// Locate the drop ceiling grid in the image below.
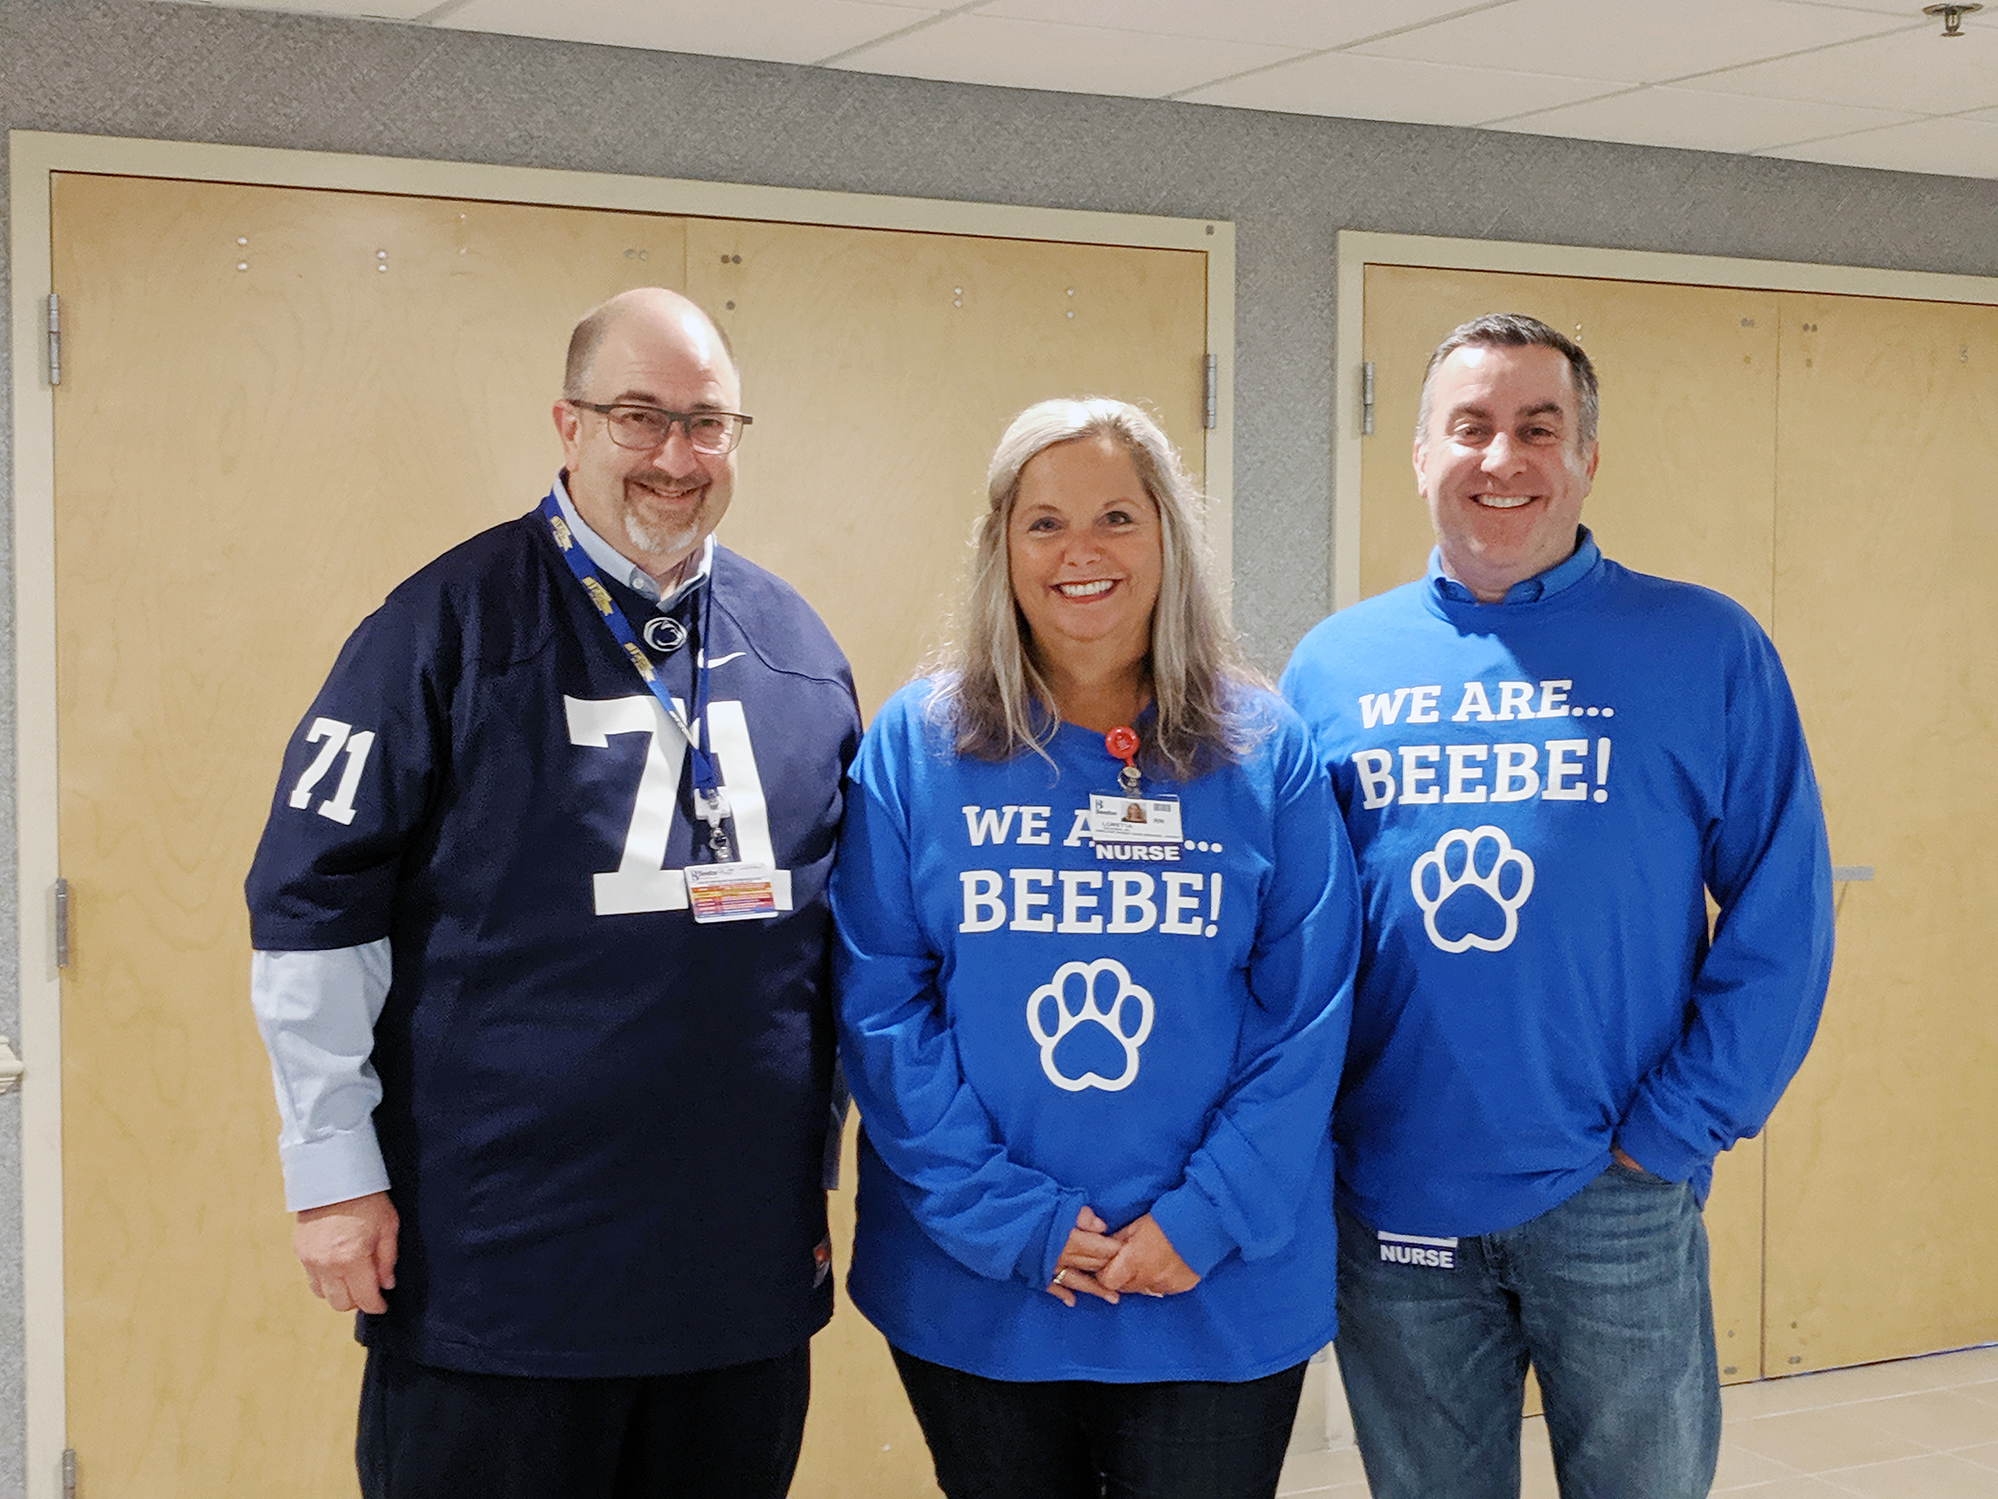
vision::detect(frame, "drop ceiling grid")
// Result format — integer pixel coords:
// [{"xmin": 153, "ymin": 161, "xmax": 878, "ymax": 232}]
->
[
  {"xmin": 1770, "ymin": 113, "xmax": 1998, "ymax": 174},
  {"xmin": 442, "ymin": 0, "xmax": 945, "ymax": 65},
  {"xmin": 1690, "ymin": 21, "xmax": 1998, "ymax": 114},
  {"xmin": 1348, "ymin": 0, "xmax": 1913, "ymax": 83},
  {"xmin": 1490, "ymin": 85, "xmax": 1925, "ymax": 155},
  {"xmin": 819, "ymin": 9, "xmax": 1309, "ymax": 96},
  {"xmin": 972, "ymin": 0, "xmax": 1488, "ymax": 51},
  {"xmin": 1181, "ymin": 51, "xmax": 1619, "ymax": 130},
  {"xmin": 141, "ymin": 0, "xmax": 1998, "ymax": 179}
]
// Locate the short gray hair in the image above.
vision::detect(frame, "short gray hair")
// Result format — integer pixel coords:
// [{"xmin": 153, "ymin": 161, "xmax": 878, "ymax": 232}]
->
[
  {"xmin": 1415, "ymin": 313, "xmax": 1599, "ymax": 449},
  {"xmin": 928, "ymin": 398, "xmax": 1264, "ymax": 780}
]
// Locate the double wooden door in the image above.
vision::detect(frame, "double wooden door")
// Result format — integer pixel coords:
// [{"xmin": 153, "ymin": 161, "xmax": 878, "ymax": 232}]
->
[
  {"xmin": 47, "ymin": 171, "xmax": 1208, "ymax": 1497},
  {"xmin": 1361, "ymin": 264, "xmax": 1998, "ymax": 1380}
]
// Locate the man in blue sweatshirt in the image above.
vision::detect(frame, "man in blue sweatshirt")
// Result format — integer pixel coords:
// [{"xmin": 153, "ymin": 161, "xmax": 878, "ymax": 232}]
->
[{"xmin": 1280, "ymin": 313, "xmax": 1833, "ymax": 1498}]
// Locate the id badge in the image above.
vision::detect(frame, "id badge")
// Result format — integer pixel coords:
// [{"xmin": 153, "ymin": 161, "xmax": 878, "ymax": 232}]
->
[
  {"xmin": 1085, "ymin": 793, "xmax": 1184, "ymax": 844},
  {"xmin": 684, "ymin": 860, "xmax": 781, "ymax": 922}
]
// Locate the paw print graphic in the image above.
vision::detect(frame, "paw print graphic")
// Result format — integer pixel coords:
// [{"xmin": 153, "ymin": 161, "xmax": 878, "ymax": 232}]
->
[
  {"xmin": 1026, "ymin": 958, "xmax": 1156, "ymax": 1093},
  {"xmin": 1410, "ymin": 825, "xmax": 1535, "ymax": 953}
]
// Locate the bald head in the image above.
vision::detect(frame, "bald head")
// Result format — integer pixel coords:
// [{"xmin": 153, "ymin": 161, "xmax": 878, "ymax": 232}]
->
[{"xmin": 563, "ymin": 288, "xmax": 736, "ymax": 403}]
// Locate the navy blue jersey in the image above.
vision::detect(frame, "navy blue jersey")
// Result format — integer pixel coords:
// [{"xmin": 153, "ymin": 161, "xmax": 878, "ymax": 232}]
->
[{"xmin": 247, "ymin": 504, "xmax": 860, "ymax": 1377}]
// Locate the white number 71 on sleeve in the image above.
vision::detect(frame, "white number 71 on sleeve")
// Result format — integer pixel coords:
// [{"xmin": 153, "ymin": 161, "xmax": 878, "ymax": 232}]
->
[{"xmin": 287, "ymin": 716, "xmax": 376, "ymax": 826}]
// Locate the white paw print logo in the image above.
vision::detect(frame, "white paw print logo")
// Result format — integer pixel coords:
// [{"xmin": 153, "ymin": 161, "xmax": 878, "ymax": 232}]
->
[
  {"xmin": 1410, "ymin": 825, "xmax": 1536, "ymax": 953},
  {"xmin": 1026, "ymin": 958, "xmax": 1155, "ymax": 1093}
]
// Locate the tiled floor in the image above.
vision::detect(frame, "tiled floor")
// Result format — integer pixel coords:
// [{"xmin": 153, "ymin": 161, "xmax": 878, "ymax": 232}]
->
[{"xmin": 1278, "ymin": 1344, "xmax": 1998, "ymax": 1496}]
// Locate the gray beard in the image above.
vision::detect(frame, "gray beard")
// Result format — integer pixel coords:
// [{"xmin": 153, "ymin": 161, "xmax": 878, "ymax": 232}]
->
[{"xmin": 622, "ymin": 506, "xmax": 700, "ymax": 567}]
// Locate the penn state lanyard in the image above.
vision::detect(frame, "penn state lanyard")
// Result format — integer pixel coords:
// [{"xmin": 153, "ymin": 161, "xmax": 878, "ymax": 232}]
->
[{"xmin": 539, "ymin": 491, "xmax": 733, "ymax": 859}]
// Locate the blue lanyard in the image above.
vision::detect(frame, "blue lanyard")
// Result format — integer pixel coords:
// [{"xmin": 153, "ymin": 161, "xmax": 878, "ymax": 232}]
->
[{"xmin": 539, "ymin": 490, "xmax": 724, "ymax": 813}]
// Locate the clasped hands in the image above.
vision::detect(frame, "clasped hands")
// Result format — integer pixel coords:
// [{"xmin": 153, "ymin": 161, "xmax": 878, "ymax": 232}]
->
[{"xmin": 1046, "ymin": 1206, "xmax": 1199, "ymax": 1307}]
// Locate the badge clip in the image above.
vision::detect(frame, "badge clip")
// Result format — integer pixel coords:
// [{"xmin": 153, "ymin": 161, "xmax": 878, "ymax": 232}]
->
[
  {"xmin": 1105, "ymin": 724, "xmax": 1143, "ymax": 796},
  {"xmin": 696, "ymin": 786, "xmax": 733, "ymax": 859}
]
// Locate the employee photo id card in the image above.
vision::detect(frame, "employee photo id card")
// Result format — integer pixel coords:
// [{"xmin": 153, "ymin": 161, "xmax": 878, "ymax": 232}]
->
[
  {"xmin": 1085, "ymin": 793, "xmax": 1184, "ymax": 844},
  {"xmin": 684, "ymin": 861, "xmax": 781, "ymax": 923}
]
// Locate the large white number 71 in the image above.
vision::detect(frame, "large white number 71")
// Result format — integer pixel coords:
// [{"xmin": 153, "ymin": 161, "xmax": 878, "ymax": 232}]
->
[
  {"xmin": 564, "ymin": 694, "xmax": 791, "ymax": 917},
  {"xmin": 288, "ymin": 716, "xmax": 375, "ymax": 826}
]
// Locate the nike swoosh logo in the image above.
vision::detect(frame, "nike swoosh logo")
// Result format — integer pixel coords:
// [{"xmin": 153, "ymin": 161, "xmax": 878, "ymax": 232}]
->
[{"xmin": 701, "ymin": 652, "xmax": 745, "ymax": 667}]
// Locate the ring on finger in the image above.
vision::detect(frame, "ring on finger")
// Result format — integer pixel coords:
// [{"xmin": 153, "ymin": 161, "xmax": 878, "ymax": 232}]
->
[{"xmin": 1054, "ymin": 1269, "xmax": 1068, "ymax": 1288}]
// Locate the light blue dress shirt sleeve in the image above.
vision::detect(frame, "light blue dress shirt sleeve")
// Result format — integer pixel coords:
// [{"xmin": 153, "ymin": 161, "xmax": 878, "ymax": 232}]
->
[{"xmin": 250, "ymin": 942, "xmax": 393, "ymax": 1212}]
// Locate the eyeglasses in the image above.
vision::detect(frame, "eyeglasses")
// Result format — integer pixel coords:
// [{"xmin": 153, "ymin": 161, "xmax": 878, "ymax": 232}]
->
[{"xmin": 569, "ymin": 401, "xmax": 753, "ymax": 455}]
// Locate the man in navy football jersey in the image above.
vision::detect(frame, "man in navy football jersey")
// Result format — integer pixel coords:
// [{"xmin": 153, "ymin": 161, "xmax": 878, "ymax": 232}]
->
[{"xmin": 248, "ymin": 288, "xmax": 861, "ymax": 1498}]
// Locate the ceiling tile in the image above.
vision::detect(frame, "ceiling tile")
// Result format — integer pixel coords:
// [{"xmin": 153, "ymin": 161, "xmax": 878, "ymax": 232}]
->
[
  {"xmin": 151, "ymin": 0, "xmax": 444, "ymax": 17},
  {"xmin": 1355, "ymin": 0, "xmax": 1904, "ymax": 84},
  {"xmin": 1491, "ymin": 84, "xmax": 1921, "ymax": 152},
  {"xmin": 831, "ymin": 12, "xmax": 1305, "ymax": 98},
  {"xmin": 441, "ymin": 0, "xmax": 941, "ymax": 66},
  {"xmin": 1777, "ymin": 0, "xmax": 1964, "ymax": 13},
  {"xmin": 1182, "ymin": 51, "xmax": 1619, "ymax": 129},
  {"xmin": 1766, "ymin": 114, "xmax": 1998, "ymax": 176},
  {"xmin": 1696, "ymin": 17, "xmax": 1998, "ymax": 113},
  {"xmin": 973, "ymin": 0, "xmax": 1494, "ymax": 52}
]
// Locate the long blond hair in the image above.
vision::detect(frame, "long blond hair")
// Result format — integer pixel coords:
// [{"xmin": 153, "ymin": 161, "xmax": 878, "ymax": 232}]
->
[{"xmin": 928, "ymin": 398, "xmax": 1265, "ymax": 780}]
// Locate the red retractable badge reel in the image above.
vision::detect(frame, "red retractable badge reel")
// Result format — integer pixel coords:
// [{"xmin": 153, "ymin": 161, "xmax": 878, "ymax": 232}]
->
[{"xmin": 1105, "ymin": 725, "xmax": 1142, "ymax": 795}]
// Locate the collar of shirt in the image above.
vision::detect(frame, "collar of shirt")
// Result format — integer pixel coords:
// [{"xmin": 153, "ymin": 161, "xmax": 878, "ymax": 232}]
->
[
  {"xmin": 551, "ymin": 472, "xmax": 714, "ymax": 609},
  {"xmin": 1427, "ymin": 526, "xmax": 1600, "ymax": 606}
]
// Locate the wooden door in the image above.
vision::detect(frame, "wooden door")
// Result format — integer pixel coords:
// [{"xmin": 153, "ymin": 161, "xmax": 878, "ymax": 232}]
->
[
  {"xmin": 1764, "ymin": 291, "xmax": 1998, "ymax": 1373},
  {"xmin": 679, "ymin": 216, "xmax": 1205, "ymax": 1495},
  {"xmin": 49, "ymin": 173, "xmax": 1209, "ymax": 1497},
  {"xmin": 1359, "ymin": 265, "xmax": 1783, "ymax": 1384}
]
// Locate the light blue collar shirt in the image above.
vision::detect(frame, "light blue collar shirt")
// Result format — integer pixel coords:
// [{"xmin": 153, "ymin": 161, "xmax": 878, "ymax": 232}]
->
[{"xmin": 551, "ymin": 470, "xmax": 714, "ymax": 609}]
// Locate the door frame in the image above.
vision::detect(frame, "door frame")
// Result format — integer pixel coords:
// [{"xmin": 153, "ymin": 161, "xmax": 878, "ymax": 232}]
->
[
  {"xmin": 7, "ymin": 128, "xmax": 1236, "ymax": 1499},
  {"xmin": 1331, "ymin": 229, "xmax": 1998, "ymax": 611}
]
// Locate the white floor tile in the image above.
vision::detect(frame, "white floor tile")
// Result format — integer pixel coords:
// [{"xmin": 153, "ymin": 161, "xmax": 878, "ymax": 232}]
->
[
  {"xmin": 1281, "ymin": 1346, "xmax": 1998, "ymax": 1497},
  {"xmin": 1820, "ymin": 1451, "xmax": 1998, "ymax": 1498}
]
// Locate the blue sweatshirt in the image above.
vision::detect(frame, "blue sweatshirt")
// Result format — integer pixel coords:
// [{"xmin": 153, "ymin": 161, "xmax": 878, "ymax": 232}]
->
[
  {"xmin": 831, "ymin": 683, "xmax": 1359, "ymax": 1382},
  {"xmin": 1280, "ymin": 537, "xmax": 1833, "ymax": 1239}
]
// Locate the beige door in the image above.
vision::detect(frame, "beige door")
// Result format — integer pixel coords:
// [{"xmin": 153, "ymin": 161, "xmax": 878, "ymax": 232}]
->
[
  {"xmin": 1360, "ymin": 264, "xmax": 1998, "ymax": 1383},
  {"xmin": 49, "ymin": 172, "xmax": 1208, "ymax": 1497},
  {"xmin": 1764, "ymin": 291, "xmax": 1998, "ymax": 1373},
  {"xmin": 1361, "ymin": 265, "xmax": 1783, "ymax": 1384}
]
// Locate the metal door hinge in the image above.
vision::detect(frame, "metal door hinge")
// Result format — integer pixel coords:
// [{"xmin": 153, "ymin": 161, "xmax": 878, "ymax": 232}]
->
[
  {"xmin": 1201, "ymin": 353, "xmax": 1218, "ymax": 430},
  {"xmin": 62, "ymin": 1447, "xmax": 76, "ymax": 1499},
  {"xmin": 47, "ymin": 295, "xmax": 62, "ymax": 388},
  {"xmin": 1361, "ymin": 361, "xmax": 1376, "ymax": 436},
  {"xmin": 54, "ymin": 878, "xmax": 71, "ymax": 969}
]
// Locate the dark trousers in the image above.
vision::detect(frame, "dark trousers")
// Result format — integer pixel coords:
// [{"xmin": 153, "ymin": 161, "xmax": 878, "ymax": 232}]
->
[
  {"xmin": 891, "ymin": 1346, "xmax": 1307, "ymax": 1499},
  {"xmin": 356, "ymin": 1342, "xmax": 810, "ymax": 1499}
]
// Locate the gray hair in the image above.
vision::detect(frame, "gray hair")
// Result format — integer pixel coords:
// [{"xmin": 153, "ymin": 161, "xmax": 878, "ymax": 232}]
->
[
  {"xmin": 927, "ymin": 397, "xmax": 1265, "ymax": 780},
  {"xmin": 1415, "ymin": 312, "xmax": 1599, "ymax": 450}
]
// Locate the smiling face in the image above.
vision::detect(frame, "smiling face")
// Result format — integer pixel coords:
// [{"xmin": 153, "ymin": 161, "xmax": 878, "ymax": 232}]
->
[
  {"xmin": 1007, "ymin": 434, "xmax": 1163, "ymax": 681},
  {"xmin": 1415, "ymin": 342, "xmax": 1599, "ymax": 602},
  {"xmin": 552, "ymin": 290, "xmax": 740, "ymax": 579}
]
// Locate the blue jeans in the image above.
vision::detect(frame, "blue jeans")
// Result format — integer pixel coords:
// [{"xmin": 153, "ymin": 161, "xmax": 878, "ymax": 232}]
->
[
  {"xmin": 891, "ymin": 1347, "xmax": 1307, "ymax": 1499},
  {"xmin": 1334, "ymin": 1163, "xmax": 1720, "ymax": 1499}
]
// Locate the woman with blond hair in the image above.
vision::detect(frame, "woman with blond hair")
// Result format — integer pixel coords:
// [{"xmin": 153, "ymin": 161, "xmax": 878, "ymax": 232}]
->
[{"xmin": 831, "ymin": 398, "xmax": 1360, "ymax": 1498}]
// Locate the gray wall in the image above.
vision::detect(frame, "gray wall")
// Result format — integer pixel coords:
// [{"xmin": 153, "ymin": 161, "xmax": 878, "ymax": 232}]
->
[{"xmin": 1, "ymin": 0, "xmax": 1994, "ymax": 1491}]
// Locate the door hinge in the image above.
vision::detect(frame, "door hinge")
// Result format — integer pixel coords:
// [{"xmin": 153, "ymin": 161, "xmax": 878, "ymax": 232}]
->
[
  {"xmin": 47, "ymin": 295, "xmax": 62, "ymax": 388},
  {"xmin": 54, "ymin": 879, "xmax": 71, "ymax": 969},
  {"xmin": 1361, "ymin": 361, "xmax": 1376, "ymax": 436},
  {"xmin": 61, "ymin": 1447, "xmax": 77, "ymax": 1499},
  {"xmin": 1201, "ymin": 353, "xmax": 1218, "ymax": 430}
]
